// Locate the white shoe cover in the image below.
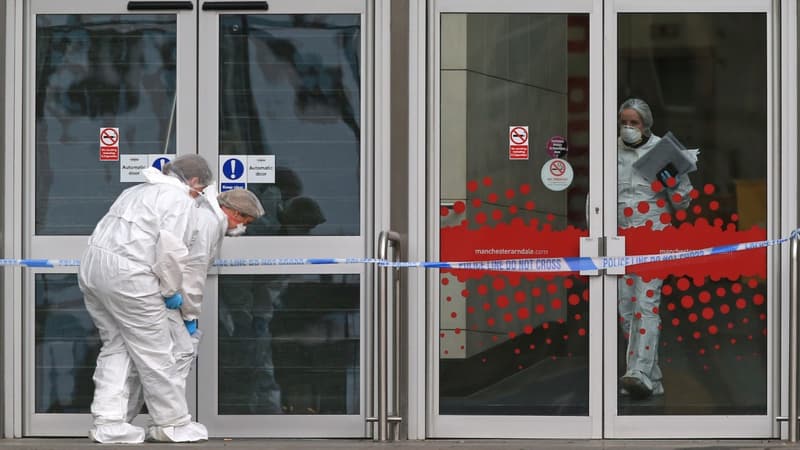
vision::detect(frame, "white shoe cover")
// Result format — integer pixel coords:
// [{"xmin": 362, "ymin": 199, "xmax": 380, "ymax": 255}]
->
[
  {"xmin": 146, "ymin": 421, "xmax": 208, "ymax": 442},
  {"xmin": 89, "ymin": 422, "xmax": 145, "ymax": 444}
]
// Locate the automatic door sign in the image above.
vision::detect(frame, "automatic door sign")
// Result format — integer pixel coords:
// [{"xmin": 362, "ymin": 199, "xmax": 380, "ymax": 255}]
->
[
  {"xmin": 508, "ymin": 125, "xmax": 529, "ymax": 160},
  {"xmin": 120, "ymin": 155, "xmax": 148, "ymax": 182},
  {"xmin": 540, "ymin": 158, "xmax": 573, "ymax": 191},
  {"xmin": 99, "ymin": 127, "xmax": 120, "ymax": 161},
  {"xmin": 247, "ymin": 155, "xmax": 275, "ymax": 183},
  {"xmin": 120, "ymin": 154, "xmax": 175, "ymax": 182},
  {"xmin": 546, "ymin": 135, "xmax": 568, "ymax": 158},
  {"xmin": 219, "ymin": 156, "xmax": 247, "ymax": 191}
]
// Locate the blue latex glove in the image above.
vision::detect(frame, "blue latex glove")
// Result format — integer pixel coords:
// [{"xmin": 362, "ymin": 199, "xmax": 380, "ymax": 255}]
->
[
  {"xmin": 164, "ymin": 292, "xmax": 183, "ymax": 310},
  {"xmin": 656, "ymin": 163, "xmax": 678, "ymax": 188},
  {"xmin": 184, "ymin": 319, "xmax": 198, "ymax": 336}
]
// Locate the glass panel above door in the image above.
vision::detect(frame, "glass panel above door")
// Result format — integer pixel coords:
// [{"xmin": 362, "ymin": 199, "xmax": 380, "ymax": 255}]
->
[
  {"xmin": 35, "ymin": 14, "xmax": 178, "ymax": 235},
  {"xmin": 218, "ymin": 14, "xmax": 361, "ymax": 237}
]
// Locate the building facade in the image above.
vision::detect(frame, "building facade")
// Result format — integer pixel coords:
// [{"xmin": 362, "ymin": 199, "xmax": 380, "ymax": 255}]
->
[{"xmin": 2, "ymin": 0, "xmax": 799, "ymax": 441}]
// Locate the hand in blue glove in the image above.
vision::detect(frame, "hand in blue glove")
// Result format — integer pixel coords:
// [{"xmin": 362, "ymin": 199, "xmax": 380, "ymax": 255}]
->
[
  {"xmin": 184, "ymin": 319, "xmax": 198, "ymax": 336},
  {"xmin": 164, "ymin": 292, "xmax": 183, "ymax": 310},
  {"xmin": 656, "ymin": 163, "xmax": 678, "ymax": 188}
]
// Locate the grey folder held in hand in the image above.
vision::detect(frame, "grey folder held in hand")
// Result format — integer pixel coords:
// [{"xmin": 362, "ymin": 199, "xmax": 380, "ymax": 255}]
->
[{"xmin": 632, "ymin": 131, "xmax": 698, "ymax": 182}]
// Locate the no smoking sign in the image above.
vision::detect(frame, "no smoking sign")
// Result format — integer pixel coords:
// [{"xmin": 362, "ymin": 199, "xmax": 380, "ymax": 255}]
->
[
  {"xmin": 508, "ymin": 125, "xmax": 529, "ymax": 160},
  {"xmin": 540, "ymin": 158, "xmax": 573, "ymax": 191},
  {"xmin": 549, "ymin": 159, "xmax": 567, "ymax": 176},
  {"xmin": 100, "ymin": 128, "xmax": 119, "ymax": 146},
  {"xmin": 99, "ymin": 127, "xmax": 120, "ymax": 161}
]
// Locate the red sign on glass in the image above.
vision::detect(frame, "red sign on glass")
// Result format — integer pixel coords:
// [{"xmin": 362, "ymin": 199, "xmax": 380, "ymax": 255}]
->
[
  {"xmin": 509, "ymin": 126, "xmax": 529, "ymax": 160},
  {"xmin": 100, "ymin": 146, "xmax": 119, "ymax": 161},
  {"xmin": 99, "ymin": 127, "xmax": 120, "ymax": 161}
]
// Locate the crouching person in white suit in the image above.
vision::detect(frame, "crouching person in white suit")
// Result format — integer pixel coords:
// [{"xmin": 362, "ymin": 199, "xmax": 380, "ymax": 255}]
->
[{"xmin": 126, "ymin": 187, "xmax": 265, "ymax": 442}]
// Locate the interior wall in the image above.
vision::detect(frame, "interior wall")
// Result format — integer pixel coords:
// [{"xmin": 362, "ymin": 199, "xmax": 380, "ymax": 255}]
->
[{"xmin": 439, "ymin": 14, "xmax": 568, "ymax": 356}]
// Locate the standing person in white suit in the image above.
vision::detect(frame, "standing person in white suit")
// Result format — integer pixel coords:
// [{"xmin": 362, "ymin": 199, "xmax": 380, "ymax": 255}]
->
[
  {"xmin": 79, "ymin": 155, "xmax": 212, "ymax": 443},
  {"xmin": 617, "ymin": 98, "xmax": 694, "ymax": 399}
]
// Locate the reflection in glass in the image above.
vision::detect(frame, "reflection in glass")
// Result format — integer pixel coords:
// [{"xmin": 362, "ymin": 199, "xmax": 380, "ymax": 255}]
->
[
  {"xmin": 617, "ymin": 13, "xmax": 767, "ymax": 415},
  {"xmin": 218, "ymin": 15, "xmax": 361, "ymax": 236},
  {"xmin": 35, "ymin": 274, "xmax": 98, "ymax": 413},
  {"xmin": 218, "ymin": 274, "xmax": 360, "ymax": 415},
  {"xmin": 35, "ymin": 15, "xmax": 177, "ymax": 235},
  {"xmin": 438, "ymin": 13, "xmax": 591, "ymax": 415}
]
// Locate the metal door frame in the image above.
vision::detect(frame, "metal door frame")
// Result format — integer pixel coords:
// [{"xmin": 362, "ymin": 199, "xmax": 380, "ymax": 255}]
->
[
  {"xmin": 20, "ymin": 0, "xmax": 198, "ymax": 436},
  {"xmin": 195, "ymin": 0, "xmax": 375, "ymax": 438},
  {"xmin": 421, "ymin": 0, "xmax": 798, "ymax": 440},
  {"xmin": 602, "ymin": 0, "xmax": 779, "ymax": 438},
  {"xmin": 4, "ymin": 0, "xmax": 390, "ymax": 438},
  {"xmin": 425, "ymin": 0, "xmax": 605, "ymax": 439}
]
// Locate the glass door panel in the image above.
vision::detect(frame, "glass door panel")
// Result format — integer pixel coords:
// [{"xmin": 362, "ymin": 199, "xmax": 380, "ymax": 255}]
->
[
  {"xmin": 34, "ymin": 13, "xmax": 179, "ymax": 235},
  {"xmin": 217, "ymin": 274, "xmax": 360, "ymax": 416},
  {"xmin": 217, "ymin": 13, "xmax": 361, "ymax": 237},
  {"xmin": 34, "ymin": 273, "xmax": 97, "ymax": 414},
  {"xmin": 430, "ymin": 0, "xmax": 603, "ymax": 438},
  {"xmin": 606, "ymin": 2, "xmax": 775, "ymax": 438}
]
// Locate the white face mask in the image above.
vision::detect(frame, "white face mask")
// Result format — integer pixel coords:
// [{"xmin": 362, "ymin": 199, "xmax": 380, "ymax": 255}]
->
[
  {"xmin": 620, "ymin": 125, "xmax": 643, "ymax": 145},
  {"xmin": 226, "ymin": 223, "xmax": 247, "ymax": 237}
]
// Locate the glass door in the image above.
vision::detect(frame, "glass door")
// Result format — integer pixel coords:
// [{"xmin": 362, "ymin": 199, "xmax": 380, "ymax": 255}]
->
[
  {"xmin": 429, "ymin": 0, "xmax": 778, "ymax": 439},
  {"xmin": 24, "ymin": 0, "xmax": 197, "ymax": 435},
  {"xmin": 604, "ymin": 0, "xmax": 775, "ymax": 438},
  {"xmin": 23, "ymin": 0, "xmax": 371, "ymax": 438},
  {"xmin": 429, "ymin": 0, "xmax": 604, "ymax": 438},
  {"xmin": 196, "ymin": 0, "xmax": 369, "ymax": 437}
]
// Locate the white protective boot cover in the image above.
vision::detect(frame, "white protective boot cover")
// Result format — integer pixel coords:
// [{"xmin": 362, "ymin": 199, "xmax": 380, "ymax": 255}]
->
[
  {"xmin": 147, "ymin": 422, "xmax": 208, "ymax": 442},
  {"xmin": 89, "ymin": 422, "xmax": 145, "ymax": 444}
]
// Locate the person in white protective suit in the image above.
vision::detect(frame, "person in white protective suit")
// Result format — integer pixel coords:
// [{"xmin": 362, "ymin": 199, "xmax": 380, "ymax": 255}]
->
[
  {"xmin": 617, "ymin": 98, "xmax": 694, "ymax": 400},
  {"xmin": 125, "ymin": 188, "xmax": 265, "ymax": 433},
  {"xmin": 78, "ymin": 154, "xmax": 213, "ymax": 443}
]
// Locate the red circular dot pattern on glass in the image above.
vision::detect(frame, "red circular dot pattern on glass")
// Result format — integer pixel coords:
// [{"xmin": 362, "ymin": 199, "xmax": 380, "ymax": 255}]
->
[{"xmin": 496, "ymin": 295, "xmax": 509, "ymax": 309}]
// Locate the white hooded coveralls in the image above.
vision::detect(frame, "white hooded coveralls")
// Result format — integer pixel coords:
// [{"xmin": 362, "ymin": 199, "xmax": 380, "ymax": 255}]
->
[
  {"xmin": 617, "ymin": 134, "xmax": 693, "ymax": 391},
  {"xmin": 79, "ymin": 168, "xmax": 199, "ymax": 442},
  {"xmin": 126, "ymin": 185, "xmax": 227, "ymax": 431}
]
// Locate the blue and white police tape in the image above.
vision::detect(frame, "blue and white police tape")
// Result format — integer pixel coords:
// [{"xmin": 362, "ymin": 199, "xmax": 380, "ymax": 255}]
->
[
  {"xmin": 432, "ymin": 236, "xmax": 786, "ymax": 273},
  {"xmin": 213, "ymin": 257, "xmax": 383, "ymax": 267},
  {"xmin": 2, "ymin": 229, "xmax": 798, "ymax": 272},
  {"xmin": 0, "ymin": 257, "xmax": 383, "ymax": 269},
  {"xmin": 0, "ymin": 258, "xmax": 80, "ymax": 268}
]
